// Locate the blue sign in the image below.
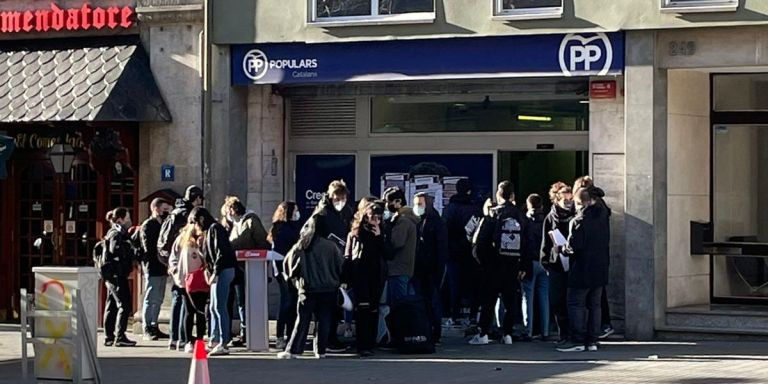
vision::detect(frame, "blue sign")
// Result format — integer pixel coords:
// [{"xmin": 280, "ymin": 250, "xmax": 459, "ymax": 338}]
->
[
  {"xmin": 295, "ymin": 154, "xmax": 356, "ymax": 220},
  {"xmin": 232, "ymin": 32, "xmax": 624, "ymax": 85},
  {"xmin": 161, "ymin": 165, "xmax": 175, "ymax": 182}
]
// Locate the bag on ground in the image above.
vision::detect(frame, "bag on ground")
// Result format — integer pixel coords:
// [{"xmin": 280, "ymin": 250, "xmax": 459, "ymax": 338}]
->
[{"xmin": 387, "ymin": 295, "xmax": 435, "ymax": 354}]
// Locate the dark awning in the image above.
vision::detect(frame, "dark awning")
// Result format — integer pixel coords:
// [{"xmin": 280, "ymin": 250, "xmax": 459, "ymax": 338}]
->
[{"xmin": 0, "ymin": 37, "xmax": 171, "ymax": 122}]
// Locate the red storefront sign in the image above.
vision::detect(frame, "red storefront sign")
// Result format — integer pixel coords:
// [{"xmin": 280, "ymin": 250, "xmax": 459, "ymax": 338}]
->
[
  {"xmin": 589, "ymin": 80, "xmax": 617, "ymax": 99},
  {"xmin": 0, "ymin": 3, "xmax": 134, "ymax": 34}
]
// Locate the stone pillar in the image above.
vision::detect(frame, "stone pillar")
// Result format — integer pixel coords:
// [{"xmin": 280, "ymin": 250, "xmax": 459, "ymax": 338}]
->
[
  {"xmin": 245, "ymin": 86, "xmax": 284, "ymax": 219},
  {"xmin": 624, "ymin": 30, "xmax": 668, "ymax": 340}
]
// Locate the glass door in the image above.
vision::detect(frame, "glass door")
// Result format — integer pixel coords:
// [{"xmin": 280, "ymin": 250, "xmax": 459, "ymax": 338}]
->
[{"xmin": 18, "ymin": 160, "xmax": 56, "ymax": 292}]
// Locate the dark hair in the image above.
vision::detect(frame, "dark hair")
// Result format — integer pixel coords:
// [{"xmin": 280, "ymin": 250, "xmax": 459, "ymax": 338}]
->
[
  {"xmin": 497, "ymin": 180, "xmax": 514, "ymax": 201},
  {"xmin": 188, "ymin": 206, "xmax": 216, "ymax": 230},
  {"xmin": 413, "ymin": 192, "xmax": 434, "ymax": 209},
  {"xmin": 526, "ymin": 193, "xmax": 543, "ymax": 210},
  {"xmin": 383, "ymin": 186, "xmax": 406, "ymax": 205},
  {"xmin": 106, "ymin": 207, "xmax": 129, "ymax": 223},
  {"xmin": 351, "ymin": 201, "xmax": 384, "ymax": 237},
  {"xmin": 456, "ymin": 178, "xmax": 473, "ymax": 195},
  {"xmin": 232, "ymin": 200, "xmax": 247, "ymax": 216},
  {"xmin": 268, "ymin": 201, "xmax": 297, "ymax": 244},
  {"xmin": 185, "ymin": 185, "xmax": 204, "ymax": 202},
  {"xmin": 150, "ymin": 198, "xmax": 169, "ymax": 211},
  {"xmin": 548, "ymin": 181, "xmax": 572, "ymax": 203}
]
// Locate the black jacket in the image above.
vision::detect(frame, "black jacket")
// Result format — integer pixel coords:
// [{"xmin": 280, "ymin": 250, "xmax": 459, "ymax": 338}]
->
[
  {"xmin": 139, "ymin": 217, "xmax": 166, "ymax": 277},
  {"xmin": 344, "ymin": 228, "xmax": 388, "ymax": 305},
  {"xmin": 523, "ymin": 210, "xmax": 546, "ymax": 275},
  {"xmin": 284, "ymin": 236, "xmax": 344, "ymax": 299},
  {"xmin": 271, "ymin": 221, "xmax": 301, "ymax": 274},
  {"xmin": 105, "ymin": 224, "xmax": 136, "ymax": 279},
  {"xmin": 313, "ymin": 196, "xmax": 354, "ymax": 248},
  {"xmin": 473, "ymin": 202, "xmax": 528, "ymax": 272},
  {"xmin": 443, "ymin": 194, "xmax": 482, "ymax": 263},
  {"xmin": 415, "ymin": 209, "xmax": 449, "ymax": 280},
  {"xmin": 565, "ymin": 202, "xmax": 611, "ymax": 288},
  {"xmin": 540, "ymin": 204, "xmax": 575, "ymax": 273},
  {"xmin": 204, "ymin": 222, "xmax": 238, "ymax": 276},
  {"xmin": 157, "ymin": 198, "xmax": 193, "ymax": 264}
]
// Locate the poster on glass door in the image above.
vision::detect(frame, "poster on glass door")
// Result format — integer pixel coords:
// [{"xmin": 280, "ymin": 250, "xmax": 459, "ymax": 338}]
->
[{"xmin": 295, "ymin": 154, "xmax": 356, "ymax": 221}]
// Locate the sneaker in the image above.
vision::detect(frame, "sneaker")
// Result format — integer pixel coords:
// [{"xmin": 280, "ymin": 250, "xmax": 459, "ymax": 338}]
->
[
  {"xmin": 556, "ymin": 341, "xmax": 586, "ymax": 352},
  {"xmin": 276, "ymin": 351, "xmax": 296, "ymax": 359},
  {"xmin": 517, "ymin": 334, "xmax": 533, "ymax": 342},
  {"xmin": 359, "ymin": 350, "xmax": 374, "ymax": 358},
  {"xmin": 184, "ymin": 343, "xmax": 194, "ymax": 353},
  {"xmin": 502, "ymin": 335, "xmax": 513, "ymax": 345},
  {"xmin": 208, "ymin": 344, "xmax": 230, "ymax": 356},
  {"xmin": 143, "ymin": 331, "xmax": 158, "ymax": 341},
  {"xmin": 315, "ymin": 353, "xmax": 326, "ymax": 359},
  {"xmin": 587, "ymin": 343, "xmax": 598, "ymax": 352},
  {"xmin": 169, "ymin": 341, "xmax": 178, "ymax": 351},
  {"xmin": 468, "ymin": 334, "xmax": 489, "ymax": 345},
  {"xmin": 556, "ymin": 338, "xmax": 569, "ymax": 346},
  {"xmin": 177, "ymin": 341, "xmax": 186, "ymax": 351},
  {"xmin": 227, "ymin": 339, "xmax": 244, "ymax": 348},
  {"xmin": 104, "ymin": 338, "xmax": 114, "ymax": 347},
  {"xmin": 276, "ymin": 338, "xmax": 287, "ymax": 350},
  {"xmin": 154, "ymin": 328, "xmax": 170, "ymax": 340},
  {"xmin": 599, "ymin": 325, "xmax": 615, "ymax": 340},
  {"xmin": 326, "ymin": 343, "xmax": 347, "ymax": 353},
  {"xmin": 115, "ymin": 337, "xmax": 137, "ymax": 347},
  {"xmin": 442, "ymin": 318, "xmax": 454, "ymax": 329}
]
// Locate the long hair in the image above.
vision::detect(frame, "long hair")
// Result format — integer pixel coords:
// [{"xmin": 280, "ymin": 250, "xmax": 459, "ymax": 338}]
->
[
  {"xmin": 296, "ymin": 216, "xmax": 317, "ymax": 250},
  {"xmin": 268, "ymin": 201, "xmax": 297, "ymax": 244},
  {"xmin": 178, "ymin": 222, "xmax": 204, "ymax": 252},
  {"xmin": 351, "ymin": 201, "xmax": 383, "ymax": 237}
]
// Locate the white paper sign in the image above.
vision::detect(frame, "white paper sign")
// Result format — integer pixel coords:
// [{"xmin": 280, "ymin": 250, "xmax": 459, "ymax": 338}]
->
[
  {"xmin": 78, "ymin": 204, "xmax": 89, "ymax": 213},
  {"xmin": 43, "ymin": 220, "xmax": 54, "ymax": 233},
  {"xmin": 33, "ymin": 202, "xmax": 42, "ymax": 212},
  {"xmin": 65, "ymin": 221, "xmax": 76, "ymax": 234}
]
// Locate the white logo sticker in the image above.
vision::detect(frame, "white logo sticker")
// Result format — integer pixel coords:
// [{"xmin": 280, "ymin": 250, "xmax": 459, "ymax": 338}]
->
[
  {"xmin": 559, "ymin": 33, "xmax": 613, "ymax": 77},
  {"xmin": 243, "ymin": 49, "xmax": 269, "ymax": 81}
]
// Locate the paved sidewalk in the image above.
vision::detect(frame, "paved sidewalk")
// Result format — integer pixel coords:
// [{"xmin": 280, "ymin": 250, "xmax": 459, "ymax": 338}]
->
[{"xmin": 1, "ymin": 326, "xmax": 767, "ymax": 383}]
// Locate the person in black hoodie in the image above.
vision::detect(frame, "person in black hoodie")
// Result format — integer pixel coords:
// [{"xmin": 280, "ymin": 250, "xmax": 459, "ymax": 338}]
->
[
  {"xmin": 469, "ymin": 181, "xmax": 528, "ymax": 345},
  {"xmin": 138, "ymin": 198, "xmax": 172, "ymax": 341},
  {"xmin": 196, "ymin": 207, "xmax": 238, "ymax": 356},
  {"xmin": 412, "ymin": 192, "xmax": 449, "ymax": 344},
  {"xmin": 443, "ymin": 179, "xmax": 482, "ymax": 326},
  {"xmin": 540, "ymin": 181, "xmax": 575, "ymax": 344},
  {"xmin": 521, "ymin": 193, "xmax": 549, "ymax": 341},
  {"xmin": 557, "ymin": 186, "xmax": 611, "ymax": 352},
  {"xmin": 102, "ymin": 207, "xmax": 138, "ymax": 347},
  {"xmin": 343, "ymin": 201, "xmax": 389, "ymax": 357},
  {"xmin": 268, "ymin": 201, "xmax": 302, "ymax": 350}
]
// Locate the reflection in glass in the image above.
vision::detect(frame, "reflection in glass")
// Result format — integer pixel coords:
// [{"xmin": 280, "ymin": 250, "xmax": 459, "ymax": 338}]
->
[
  {"xmin": 372, "ymin": 96, "xmax": 588, "ymax": 133},
  {"xmin": 713, "ymin": 125, "xmax": 768, "ymax": 301},
  {"xmin": 316, "ymin": 0, "xmax": 372, "ymax": 18},
  {"xmin": 713, "ymin": 74, "xmax": 768, "ymax": 112},
  {"xmin": 502, "ymin": 0, "xmax": 562, "ymax": 9},
  {"xmin": 379, "ymin": 0, "xmax": 433, "ymax": 14}
]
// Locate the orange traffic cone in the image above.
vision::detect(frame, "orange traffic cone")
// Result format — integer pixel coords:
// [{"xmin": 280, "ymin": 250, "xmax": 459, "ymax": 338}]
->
[{"xmin": 188, "ymin": 340, "xmax": 211, "ymax": 384}]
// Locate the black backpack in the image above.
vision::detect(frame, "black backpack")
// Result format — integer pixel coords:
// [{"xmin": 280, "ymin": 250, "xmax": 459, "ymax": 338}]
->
[
  {"xmin": 493, "ymin": 207, "xmax": 523, "ymax": 257},
  {"xmin": 93, "ymin": 239, "xmax": 116, "ymax": 279},
  {"xmin": 157, "ymin": 208, "xmax": 187, "ymax": 265},
  {"xmin": 388, "ymin": 296, "xmax": 435, "ymax": 354}
]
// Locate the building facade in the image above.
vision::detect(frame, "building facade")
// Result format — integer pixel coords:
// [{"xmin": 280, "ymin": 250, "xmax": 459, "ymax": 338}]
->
[
  {"xmin": 0, "ymin": 0, "xmax": 204, "ymax": 321},
  {"xmin": 209, "ymin": 0, "xmax": 768, "ymax": 339}
]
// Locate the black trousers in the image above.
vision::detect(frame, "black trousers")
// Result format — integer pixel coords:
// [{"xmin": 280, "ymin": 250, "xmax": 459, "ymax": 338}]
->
[
  {"xmin": 414, "ymin": 274, "xmax": 443, "ymax": 342},
  {"xmin": 478, "ymin": 258, "xmax": 521, "ymax": 337},
  {"xmin": 601, "ymin": 287, "xmax": 612, "ymax": 327},
  {"xmin": 354, "ymin": 302, "xmax": 379, "ymax": 353},
  {"xmin": 104, "ymin": 277, "xmax": 132, "ymax": 340},
  {"xmin": 548, "ymin": 270, "xmax": 570, "ymax": 339},
  {"xmin": 277, "ymin": 275, "xmax": 299, "ymax": 339},
  {"xmin": 287, "ymin": 292, "xmax": 336, "ymax": 355},
  {"xmin": 567, "ymin": 286, "xmax": 602, "ymax": 345},
  {"xmin": 184, "ymin": 291, "xmax": 209, "ymax": 342}
]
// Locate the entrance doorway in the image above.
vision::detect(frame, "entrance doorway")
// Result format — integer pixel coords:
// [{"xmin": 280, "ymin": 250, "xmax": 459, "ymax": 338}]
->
[{"xmin": 498, "ymin": 151, "xmax": 589, "ymax": 206}]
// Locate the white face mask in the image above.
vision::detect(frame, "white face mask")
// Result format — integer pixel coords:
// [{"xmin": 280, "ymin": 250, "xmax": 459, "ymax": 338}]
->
[
  {"xmin": 292, "ymin": 210, "xmax": 301, "ymax": 222},
  {"xmin": 413, "ymin": 205, "xmax": 426, "ymax": 217},
  {"xmin": 383, "ymin": 210, "xmax": 393, "ymax": 221},
  {"xmin": 333, "ymin": 201, "xmax": 346, "ymax": 212}
]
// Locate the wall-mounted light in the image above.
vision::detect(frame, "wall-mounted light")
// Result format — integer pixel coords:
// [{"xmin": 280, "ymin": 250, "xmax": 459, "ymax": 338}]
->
[
  {"xmin": 48, "ymin": 144, "xmax": 75, "ymax": 174},
  {"xmin": 517, "ymin": 115, "xmax": 552, "ymax": 122}
]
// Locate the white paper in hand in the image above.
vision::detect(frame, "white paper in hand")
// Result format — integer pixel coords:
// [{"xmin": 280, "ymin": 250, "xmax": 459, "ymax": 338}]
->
[{"xmin": 548, "ymin": 229, "xmax": 570, "ymax": 272}]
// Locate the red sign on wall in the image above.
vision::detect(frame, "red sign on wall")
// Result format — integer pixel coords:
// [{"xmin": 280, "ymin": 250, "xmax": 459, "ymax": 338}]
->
[
  {"xmin": 0, "ymin": 3, "xmax": 135, "ymax": 34},
  {"xmin": 590, "ymin": 80, "xmax": 617, "ymax": 100}
]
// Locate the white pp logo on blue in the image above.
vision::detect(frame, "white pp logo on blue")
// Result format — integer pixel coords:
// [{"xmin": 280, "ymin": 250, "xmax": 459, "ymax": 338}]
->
[
  {"xmin": 558, "ymin": 33, "xmax": 613, "ymax": 77},
  {"xmin": 243, "ymin": 49, "xmax": 269, "ymax": 81}
]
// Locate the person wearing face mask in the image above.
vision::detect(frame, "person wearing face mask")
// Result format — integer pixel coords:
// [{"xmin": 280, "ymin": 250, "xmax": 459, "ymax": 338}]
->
[
  {"xmin": 521, "ymin": 193, "xmax": 549, "ymax": 342},
  {"xmin": 267, "ymin": 201, "xmax": 302, "ymax": 350},
  {"xmin": 137, "ymin": 198, "xmax": 172, "ymax": 341},
  {"xmin": 226, "ymin": 198, "xmax": 270, "ymax": 347},
  {"xmin": 102, "ymin": 207, "xmax": 138, "ymax": 347},
  {"xmin": 382, "ymin": 186, "xmax": 419, "ymax": 304},
  {"xmin": 311, "ymin": 180, "xmax": 354, "ymax": 352},
  {"xmin": 411, "ymin": 193, "xmax": 448, "ymax": 344},
  {"xmin": 540, "ymin": 182, "xmax": 575, "ymax": 345}
]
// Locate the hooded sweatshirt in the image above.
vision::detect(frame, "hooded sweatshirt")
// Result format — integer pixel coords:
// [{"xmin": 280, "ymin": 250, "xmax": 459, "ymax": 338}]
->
[
  {"xmin": 540, "ymin": 204, "xmax": 575, "ymax": 273},
  {"xmin": 230, "ymin": 211, "xmax": 270, "ymax": 250},
  {"xmin": 387, "ymin": 206, "xmax": 420, "ymax": 277}
]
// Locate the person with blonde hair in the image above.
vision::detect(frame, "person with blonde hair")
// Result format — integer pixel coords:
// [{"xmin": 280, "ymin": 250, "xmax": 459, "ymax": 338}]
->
[{"xmin": 176, "ymin": 209, "xmax": 211, "ymax": 353}]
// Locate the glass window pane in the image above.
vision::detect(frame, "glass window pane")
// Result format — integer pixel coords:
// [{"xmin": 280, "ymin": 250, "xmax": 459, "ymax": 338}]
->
[
  {"xmin": 316, "ymin": 0, "xmax": 372, "ymax": 18},
  {"xmin": 372, "ymin": 96, "xmax": 588, "ymax": 133},
  {"xmin": 502, "ymin": 0, "xmax": 562, "ymax": 9},
  {"xmin": 714, "ymin": 74, "xmax": 768, "ymax": 112},
  {"xmin": 379, "ymin": 0, "xmax": 433, "ymax": 14}
]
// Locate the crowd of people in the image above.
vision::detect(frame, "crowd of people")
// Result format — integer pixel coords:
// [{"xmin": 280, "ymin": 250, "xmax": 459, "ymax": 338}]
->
[{"xmin": 94, "ymin": 175, "xmax": 613, "ymax": 358}]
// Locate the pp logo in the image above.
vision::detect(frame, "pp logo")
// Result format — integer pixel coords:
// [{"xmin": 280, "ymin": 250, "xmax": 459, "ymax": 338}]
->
[
  {"xmin": 243, "ymin": 49, "xmax": 269, "ymax": 81},
  {"xmin": 559, "ymin": 33, "xmax": 613, "ymax": 76}
]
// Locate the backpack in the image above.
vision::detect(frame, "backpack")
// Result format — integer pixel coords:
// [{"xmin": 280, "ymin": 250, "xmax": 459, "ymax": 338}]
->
[
  {"xmin": 388, "ymin": 295, "xmax": 435, "ymax": 354},
  {"xmin": 494, "ymin": 209, "xmax": 523, "ymax": 257},
  {"xmin": 93, "ymin": 239, "xmax": 116, "ymax": 279},
  {"xmin": 464, "ymin": 215, "xmax": 482, "ymax": 243},
  {"xmin": 157, "ymin": 208, "xmax": 187, "ymax": 265}
]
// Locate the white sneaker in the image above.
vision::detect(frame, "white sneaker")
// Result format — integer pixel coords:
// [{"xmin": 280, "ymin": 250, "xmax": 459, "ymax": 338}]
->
[
  {"xmin": 468, "ymin": 334, "xmax": 489, "ymax": 345},
  {"xmin": 276, "ymin": 351, "xmax": 297, "ymax": 359},
  {"xmin": 276, "ymin": 338, "xmax": 287, "ymax": 350},
  {"xmin": 587, "ymin": 344, "xmax": 598, "ymax": 352},
  {"xmin": 184, "ymin": 343, "xmax": 194, "ymax": 353},
  {"xmin": 315, "ymin": 353, "xmax": 326, "ymax": 359},
  {"xmin": 442, "ymin": 318, "xmax": 454, "ymax": 329},
  {"xmin": 207, "ymin": 344, "xmax": 229, "ymax": 356},
  {"xmin": 502, "ymin": 335, "xmax": 513, "ymax": 345}
]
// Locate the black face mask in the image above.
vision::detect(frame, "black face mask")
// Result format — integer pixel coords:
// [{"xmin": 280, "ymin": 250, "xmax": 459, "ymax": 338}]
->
[
  {"xmin": 160, "ymin": 212, "xmax": 170, "ymax": 220},
  {"xmin": 386, "ymin": 203, "xmax": 397, "ymax": 213}
]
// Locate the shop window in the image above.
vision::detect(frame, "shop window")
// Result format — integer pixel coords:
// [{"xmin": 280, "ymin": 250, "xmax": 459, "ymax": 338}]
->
[
  {"xmin": 371, "ymin": 96, "xmax": 588, "ymax": 133},
  {"xmin": 494, "ymin": 0, "xmax": 563, "ymax": 20},
  {"xmin": 661, "ymin": 0, "xmax": 738, "ymax": 13},
  {"xmin": 311, "ymin": 0, "xmax": 435, "ymax": 26},
  {"xmin": 714, "ymin": 74, "xmax": 768, "ymax": 112}
]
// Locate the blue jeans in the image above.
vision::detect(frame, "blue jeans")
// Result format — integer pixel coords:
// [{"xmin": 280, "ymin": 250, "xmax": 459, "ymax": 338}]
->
[
  {"xmin": 522, "ymin": 261, "xmax": 550, "ymax": 337},
  {"xmin": 170, "ymin": 285, "xmax": 187, "ymax": 344},
  {"xmin": 142, "ymin": 274, "xmax": 167, "ymax": 330},
  {"xmin": 210, "ymin": 268, "xmax": 235, "ymax": 345},
  {"xmin": 233, "ymin": 280, "xmax": 246, "ymax": 338},
  {"xmin": 386, "ymin": 275, "xmax": 413, "ymax": 304}
]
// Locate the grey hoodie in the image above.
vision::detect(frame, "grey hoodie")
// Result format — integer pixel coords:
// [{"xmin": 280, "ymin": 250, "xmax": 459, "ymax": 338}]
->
[{"xmin": 387, "ymin": 206, "xmax": 420, "ymax": 278}]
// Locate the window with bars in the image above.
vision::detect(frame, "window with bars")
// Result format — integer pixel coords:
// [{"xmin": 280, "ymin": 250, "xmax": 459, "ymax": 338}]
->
[{"xmin": 311, "ymin": 0, "xmax": 434, "ymax": 25}]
